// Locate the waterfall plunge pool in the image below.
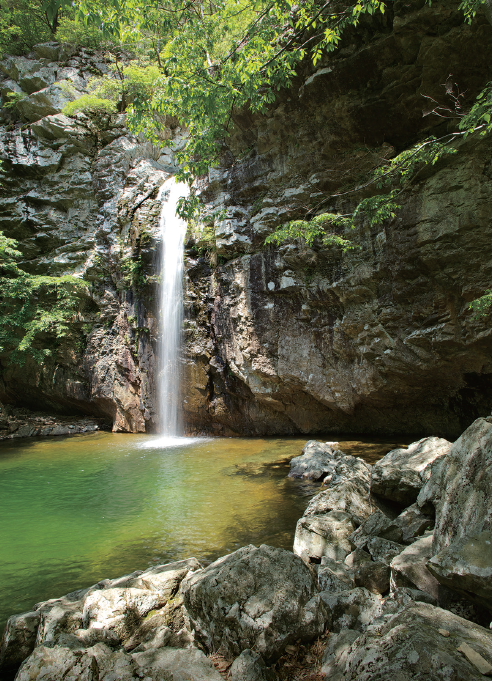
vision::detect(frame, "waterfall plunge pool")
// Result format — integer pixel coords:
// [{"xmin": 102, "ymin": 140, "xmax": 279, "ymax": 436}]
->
[{"xmin": 0, "ymin": 432, "xmax": 412, "ymax": 634}]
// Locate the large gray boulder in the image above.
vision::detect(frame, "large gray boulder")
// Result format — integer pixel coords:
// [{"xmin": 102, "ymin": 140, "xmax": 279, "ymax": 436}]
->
[
  {"xmin": 181, "ymin": 544, "xmax": 326, "ymax": 662},
  {"xmin": 354, "ymin": 561, "xmax": 390, "ymax": 595},
  {"xmin": 289, "ymin": 440, "xmax": 371, "ymax": 485},
  {"xmin": 371, "ymin": 437, "xmax": 451, "ymax": 505},
  {"xmin": 390, "ymin": 534, "xmax": 439, "ymax": 599},
  {"xmin": 0, "ymin": 610, "xmax": 40, "ymax": 678},
  {"xmin": 304, "ymin": 479, "xmax": 372, "ymax": 524},
  {"xmin": 362, "ymin": 536, "xmax": 406, "ymax": 566},
  {"xmin": 331, "ymin": 601, "xmax": 492, "ymax": 680},
  {"xmin": 318, "ymin": 556, "xmax": 356, "ymax": 592},
  {"xmin": 15, "ymin": 643, "xmax": 224, "ymax": 681},
  {"xmin": 15, "ymin": 645, "xmax": 99, "ymax": 681},
  {"xmin": 428, "ymin": 529, "xmax": 492, "ymax": 610},
  {"xmin": 349, "ymin": 510, "xmax": 403, "ymax": 546},
  {"xmin": 293, "ymin": 511, "xmax": 356, "ymax": 563},
  {"xmin": 132, "ymin": 647, "xmax": 223, "ymax": 680},
  {"xmin": 431, "ymin": 417, "xmax": 492, "ymax": 554},
  {"xmin": 288, "ymin": 440, "xmax": 341, "ymax": 480},
  {"xmin": 299, "ymin": 445, "xmax": 372, "ymax": 524},
  {"xmin": 229, "ymin": 649, "xmax": 268, "ymax": 681},
  {"xmin": 0, "ymin": 558, "xmax": 201, "ymax": 679},
  {"xmin": 320, "ymin": 629, "xmax": 360, "ymax": 679},
  {"xmin": 320, "ymin": 587, "xmax": 383, "ymax": 632}
]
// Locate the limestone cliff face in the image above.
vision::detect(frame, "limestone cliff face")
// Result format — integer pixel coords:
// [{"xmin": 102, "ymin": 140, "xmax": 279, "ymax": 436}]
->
[
  {"xmin": 182, "ymin": 0, "xmax": 492, "ymax": 438},
  {"xmin": 2, "ymin": 0, "xmax": 492, "ymax": 438},
  {"xmin": 0, "ymin": 43, "xmax": 179, "ymax": 431}
]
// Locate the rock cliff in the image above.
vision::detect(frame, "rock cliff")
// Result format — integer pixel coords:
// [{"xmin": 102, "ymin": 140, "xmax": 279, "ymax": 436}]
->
[
  {"xmin": 1, "ymin": 0, "xmax": 492, "ymax": 436},
  {"xmin": 182, "ymin": 0, "xmax": 492, "ymax": 437},
  {"xmin": 0, "ymin": 43, "xmax": 181, "ymax": 432}
]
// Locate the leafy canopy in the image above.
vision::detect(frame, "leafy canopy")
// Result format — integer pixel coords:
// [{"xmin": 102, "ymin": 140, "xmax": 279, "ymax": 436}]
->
[{"xmin": 47, "ymin": 0, "xmax": 389, "ymax": 193}]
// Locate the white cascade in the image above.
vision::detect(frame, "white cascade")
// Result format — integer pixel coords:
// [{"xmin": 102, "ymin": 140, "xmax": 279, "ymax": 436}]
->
[{"xmin": 157, "ymin": 177, "xmax": 190, "ymax": 437}]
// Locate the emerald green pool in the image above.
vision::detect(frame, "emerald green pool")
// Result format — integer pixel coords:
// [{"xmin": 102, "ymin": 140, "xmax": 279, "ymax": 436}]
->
[{"xmin": 0, "ymin": 432, "xmax": 410, "ymax": 634}]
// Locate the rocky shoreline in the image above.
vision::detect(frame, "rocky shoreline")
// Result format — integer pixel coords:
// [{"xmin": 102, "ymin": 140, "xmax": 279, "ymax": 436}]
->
[
  {"xmin": 1, "ymin": 418, "xmax": 492, "ymax": 680},
  {"xmin": 0, "ymin": 404, "xmax": 109, "ymax": 441}
]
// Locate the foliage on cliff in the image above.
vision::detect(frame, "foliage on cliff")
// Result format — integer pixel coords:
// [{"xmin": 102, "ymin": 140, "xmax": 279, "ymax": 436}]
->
[{"xmin": 0, "ymin": 232, "xmax": 87, "ymax": 365}]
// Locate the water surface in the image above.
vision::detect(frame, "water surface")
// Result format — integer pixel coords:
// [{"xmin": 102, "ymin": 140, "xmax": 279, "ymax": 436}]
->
[{"xmin": 0, "ymin": 432, "xmax": 410, "ymax": 633}]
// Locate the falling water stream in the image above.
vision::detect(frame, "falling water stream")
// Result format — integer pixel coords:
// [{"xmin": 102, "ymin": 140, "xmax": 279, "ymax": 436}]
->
[{"xmin": 157, "ymin": 177, "xmax": 190, "ymax": 437}]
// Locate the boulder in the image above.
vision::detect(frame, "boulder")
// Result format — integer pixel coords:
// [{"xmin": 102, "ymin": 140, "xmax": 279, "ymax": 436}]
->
[
  {"xmin": 394, "ymin": 503, "xmax": 433, "ymax": 544},
  {"xmin": 331, "ymin": 602, "xmax": 492, "ymax": 680},
  {"xmin": 320, "ymin": 629, "xmax": 360, "ymax": 679},
  {"xmin": 431, "ymin": 418, "xmax": 492, "ymax": 554},
  {"xmin": 304, "ymin": 480, "xmax": 372, "ymax": 524},
  {"xmin": 82, "ymin": 588, "xmax": 167, "ymax": 639},
  {"xmin": 390, "ymin": 534, "xmax": 439, "ymax": 599},
  {"xmin": 0, "ymin": 610, "xmax": 40, "ymax": 678},
  {"xmin": 15, "ymin": 643, "xmax": 223, "ymax": 681},
  {"xmin": 288, "ymin": 440, "xmax": 339, "ymax": 480},
  {"xmin": 229, "ymin": 649, "xmax": 268, "ymax": 681},
  {"xmin": 132, "ymin": 647, "xmax": 223, "ymax": 680},
  {"xmin": 349, "ymin": 510, "xmax": 403, "ymax": 546},
  {"xmin": 181, "ymin": 544, "xmax": 326, "ymax": 662},
  {"xmin": 364, "ymin": 536, "xmax": 405, "ymax": 565},
  {"xmin": 15, "ymin": 645, "xmax": 99, "ymax": 681},
  {"xmin": 300, "ymin": 448, "xmax": 372, "ymax": 523},
  {"xmin": 320, "ymin": 587, "xmax": 383, "ymax": 632},
  {"xmin": 354, "ymin": 561, "xmax": 390, "ymax": 595},
  {"xmin": 416, "ymin": 455, "xmax": 446, "ymax": 514},
  {"xmin": 0, "ymin": 558, "xmax": 201, "ymax": 678},
  {"xmin": 293, "ymin": 511, "xmax": 356, "ymax": 563},
  {"xmin": 36, "ymin": 602, "xmax": 83, "ymax": 646},
  {"xmin": 344, "ymin": 548, "xmax": 372, "ymax": 571},
  {"xmin": 371, "ymin": 437, "xmax": 451, "ymax": 505},
  {"xmin": 139, "ymin": 558, "xmax": 202, "ymax": 598},
  {"xmin": 318, "ymin": 556, "xmax": 355, "ymax": 592},
  {"xmin": 428, "ymin": 529, "xmax": 492, "ymax": 610}
]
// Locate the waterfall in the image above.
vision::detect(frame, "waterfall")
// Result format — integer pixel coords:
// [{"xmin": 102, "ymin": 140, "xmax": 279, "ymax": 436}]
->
[{"xmin": 157, "ymin": 177, "xmax": 190, "ymax": 437}]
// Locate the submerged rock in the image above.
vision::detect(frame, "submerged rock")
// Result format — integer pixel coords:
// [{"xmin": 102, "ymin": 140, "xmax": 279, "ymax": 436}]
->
[{"xmin": 181, "ymin": 544, "xmax": 325, "ymax": 662}]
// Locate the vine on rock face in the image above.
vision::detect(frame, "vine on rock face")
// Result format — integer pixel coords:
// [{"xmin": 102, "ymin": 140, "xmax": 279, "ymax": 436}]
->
[{"xmin": 0, "ymin": 232, "xmax": 87, "ymax": 365}]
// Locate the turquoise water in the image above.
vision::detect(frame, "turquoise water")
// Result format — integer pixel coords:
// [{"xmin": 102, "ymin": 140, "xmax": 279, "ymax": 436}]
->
[{"xmin": 0, "ymin": 432, "xmax": 409, "ymax": 634}]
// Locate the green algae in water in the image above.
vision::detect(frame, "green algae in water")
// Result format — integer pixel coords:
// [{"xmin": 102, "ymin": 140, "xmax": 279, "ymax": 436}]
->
[{"xmin": 0, "ymin": 432, "xmax": 410, "ymax": 633}]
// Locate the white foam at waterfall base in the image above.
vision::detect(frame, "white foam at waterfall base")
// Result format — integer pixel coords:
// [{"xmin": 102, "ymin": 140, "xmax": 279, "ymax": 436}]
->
[
  {"xmin": 157, "ymin": 177, "xmax": 190, "ymax": 436},
  {"xmin": 140, "ymin": 436, "xmax": 211, "ymax": 449}
]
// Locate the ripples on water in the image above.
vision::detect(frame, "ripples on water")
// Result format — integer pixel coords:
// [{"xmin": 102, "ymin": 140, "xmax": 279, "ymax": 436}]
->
[{"xmin": 0, "ymin": 432, "xmax": 412, "ymax": 633}]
